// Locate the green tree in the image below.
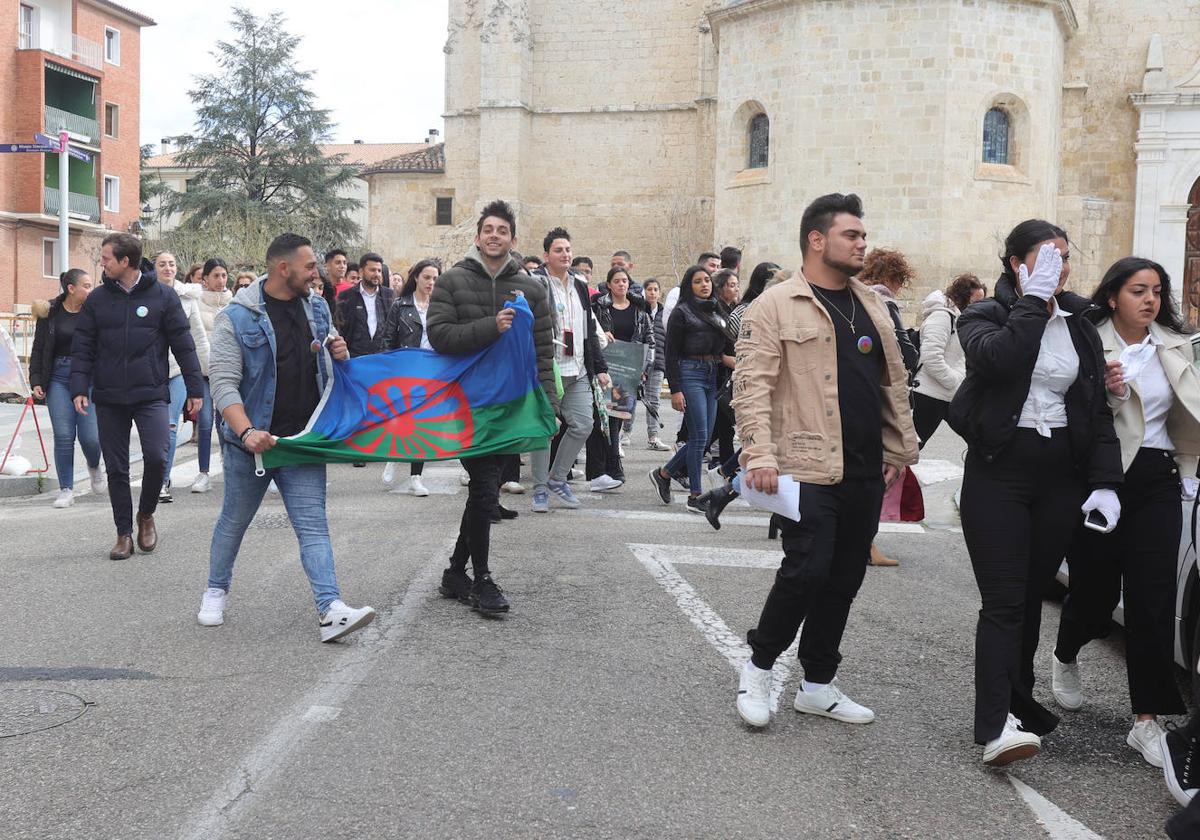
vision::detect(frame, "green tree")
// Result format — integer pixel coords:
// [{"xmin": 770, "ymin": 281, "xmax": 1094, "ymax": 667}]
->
[{"xmin": 168, "ymin": 6, "xmax": 360, "ymax": 250}]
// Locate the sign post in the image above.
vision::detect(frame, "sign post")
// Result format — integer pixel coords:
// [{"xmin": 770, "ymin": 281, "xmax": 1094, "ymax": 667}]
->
[{"xmin": 58, "ymin": 130, "xmax": 68, "ymax": 278}]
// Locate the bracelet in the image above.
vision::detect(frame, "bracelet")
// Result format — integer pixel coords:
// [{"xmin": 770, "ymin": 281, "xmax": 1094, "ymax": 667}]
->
[{"xmin": 239, "ymin": 426, "xmax": 256, "ymax": 442}]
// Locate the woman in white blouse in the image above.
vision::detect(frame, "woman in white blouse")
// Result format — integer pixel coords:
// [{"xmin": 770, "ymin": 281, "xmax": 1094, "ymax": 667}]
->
[{"xmin": 1051, "ymin": 257, "xmax": 1200, "ymax": 767}]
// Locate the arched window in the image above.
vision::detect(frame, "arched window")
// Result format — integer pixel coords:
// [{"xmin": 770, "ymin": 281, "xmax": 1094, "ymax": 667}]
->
[
  {"xmin": 748, "ymin": 113, "xmax": 769, "ymax": 169},
  {"xmin": 982, "ymin": 108, "xmax": 1010, "ymax": 165}
]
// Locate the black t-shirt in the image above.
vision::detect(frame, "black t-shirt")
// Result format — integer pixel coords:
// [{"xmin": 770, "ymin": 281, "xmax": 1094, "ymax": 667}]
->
[
  {"xmin": 814, "ymin": 285, "xmax": 884, "ymax": 480},
  {"xmin": 609, "ymin": 303, "xmax": 637, "ymax": 342},
  {"xmin": 51, "ymin": 305, "xmax": 79, "ymax": 360},
  {"xmin": 263, "ymin": 291, "xmax": 320, "ymax": 438}
]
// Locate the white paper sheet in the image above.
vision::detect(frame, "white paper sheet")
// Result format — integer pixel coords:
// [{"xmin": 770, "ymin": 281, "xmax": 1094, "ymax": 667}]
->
[{"xmin": 733, "ymin": 474, "xmax": 802, "ymax": 522}]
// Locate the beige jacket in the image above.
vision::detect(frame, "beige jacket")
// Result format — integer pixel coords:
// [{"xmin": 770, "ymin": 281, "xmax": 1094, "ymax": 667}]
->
[
  {"xmin": 732, "ymin": 271, "xmax": 919, "ymax": 484},
  {"xmin": 1100, "ymin": 320, "xmax": 1200, "ymax": 477}
]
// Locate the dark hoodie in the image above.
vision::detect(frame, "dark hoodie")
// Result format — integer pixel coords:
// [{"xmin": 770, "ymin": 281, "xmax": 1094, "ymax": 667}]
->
[
  {"xmin": 426, "ymin": 246, "xmax": 557, "ymax": 407},
  {"xmin": 69, "ymin": 272, "xmax": 203, "ymax": 405},
  {"xmin": 948, "ymin": 275, "xmax": 1122, "ymax": 488}
]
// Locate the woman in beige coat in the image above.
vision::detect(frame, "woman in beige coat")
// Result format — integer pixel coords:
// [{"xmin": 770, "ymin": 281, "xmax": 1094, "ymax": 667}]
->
[{"xmin": 1052, "ymin": 257, "xmax": 1200, "ymax": 768}]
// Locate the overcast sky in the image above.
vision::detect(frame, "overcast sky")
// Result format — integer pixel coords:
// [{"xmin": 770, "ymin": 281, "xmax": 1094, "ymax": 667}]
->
[{"xmin": 136, "ymin": 1, "xmax": 449, "ymax": 151}]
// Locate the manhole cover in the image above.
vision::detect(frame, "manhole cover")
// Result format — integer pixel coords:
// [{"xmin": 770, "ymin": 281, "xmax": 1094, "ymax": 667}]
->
[
  {"xmin": 251, "ymin": 513, "xmax": 292, "ymax": 530},
  {"xmin": 0, "ymin": 689, "xmax": 89, "ymax": 738}
]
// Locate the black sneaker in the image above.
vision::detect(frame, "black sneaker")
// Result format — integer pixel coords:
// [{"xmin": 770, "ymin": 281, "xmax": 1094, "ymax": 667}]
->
[
  {"xmin": 1163, "ymin": 727, "xmax": 1200, "ymax": 807},
  {"xmin": 490, "ymin": 504, "xmax": 519, "ymax": 523},
  {"xmin": 438, "ymin": 568, "xmax": 473, "ymax": 604},
  {"xmin": 648, "ymin": 469, "xmax": 672, "ymax": 505},
  {"xmin": 686, "ymin": 496, "xmax": 709, "ymax": 515},
  {"xmin": 471, "ymin": 574, "xmax": 510, "ymax": 614},
  {"xmin": 698, "ymin": 486, "xmax": 739, "ymax": 531}
]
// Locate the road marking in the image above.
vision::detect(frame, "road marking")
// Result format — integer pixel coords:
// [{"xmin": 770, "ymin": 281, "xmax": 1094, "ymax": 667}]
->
[
  {"xmin": 1008, "ymin": 775, "xmax": 1105, "ymax": 839},
  {"xmin": 910, "ymin": 458, "xmax": 964, "ymax": 486},
  {"xmin": 575, "ymin": 508, "xmax": 925, "ymax": 533},
  {"xmin": 630, "ymin": 544, "xmax": 798, "ymax": 711},
  {"xmin": 178, "ymin": 541, "xmax": 450, "ymax": 840}
]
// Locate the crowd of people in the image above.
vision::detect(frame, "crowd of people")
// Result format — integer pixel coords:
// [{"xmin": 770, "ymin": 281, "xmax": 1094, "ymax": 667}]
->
[{"xmin": 26, "ymin": 192, "xmax": 1200, "ymax": 836}]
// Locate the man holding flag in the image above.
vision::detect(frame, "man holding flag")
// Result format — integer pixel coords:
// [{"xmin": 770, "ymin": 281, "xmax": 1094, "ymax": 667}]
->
[
  {"xmin": 426, "ymin": 200, "xmax": 557, "ymax": 615},
  {"xmin": 200, "ymin": 232, "xmax": 376, "ymax": 642}
]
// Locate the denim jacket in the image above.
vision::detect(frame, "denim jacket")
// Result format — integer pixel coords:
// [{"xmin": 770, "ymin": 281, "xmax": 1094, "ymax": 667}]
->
[{"xmin": 209, "ymin": 278, "xmax": 332, "ymax": 448}]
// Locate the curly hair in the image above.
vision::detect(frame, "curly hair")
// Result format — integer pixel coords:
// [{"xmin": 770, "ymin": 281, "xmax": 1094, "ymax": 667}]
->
[
  {"xmin": 945, "ymin": 273, "xmax": 986, "ymax": 311},
  {"xmin": 858, "ymin": 248, "xmax": 915, "ymax": 291}
]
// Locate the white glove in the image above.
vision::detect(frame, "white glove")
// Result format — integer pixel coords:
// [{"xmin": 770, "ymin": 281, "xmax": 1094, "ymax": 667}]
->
[
  {"xmin": 1183, "ymin": 477, "xmax": 1199, "ymax": 502},
  {"xmin": 1017, "ymin": 243, "xmax": 1063, "ymax": 301},
  {"xmin": 1081, "ymin": 489, "xmax": 1121, "ymax": 534}
]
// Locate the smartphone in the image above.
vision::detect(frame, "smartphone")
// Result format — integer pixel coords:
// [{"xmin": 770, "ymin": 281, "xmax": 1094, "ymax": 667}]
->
[
  {"xmin": 1083, "ymin": 509, "xmax": 1109, "ymax": 532},
  {"xmin": 562, "ymin": 329, "xmax": 574, "ymax": 356}
]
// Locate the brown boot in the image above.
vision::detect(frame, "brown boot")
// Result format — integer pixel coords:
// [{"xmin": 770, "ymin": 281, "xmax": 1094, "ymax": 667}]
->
[
  {"xmin": 869, "ymin": 543, "xmax": 899, "ymax": 567},
  {"xmin": 136, "ymin": 512, "xmax": 158, "ymax": 553},
  {"xmin": 109, "ymin": 534, "xmax": 134, "ymax": 561}
]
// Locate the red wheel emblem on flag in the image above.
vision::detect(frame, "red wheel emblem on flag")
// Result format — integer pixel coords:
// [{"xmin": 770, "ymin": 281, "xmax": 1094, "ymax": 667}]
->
[{"xmin": 348, "ymin": 377, "xmax": 475, "ymax": 459}]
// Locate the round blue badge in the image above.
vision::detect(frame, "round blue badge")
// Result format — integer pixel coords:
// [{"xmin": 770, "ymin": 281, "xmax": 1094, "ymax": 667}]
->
[{"xmin": 135, "ymin": 306, "xmax": 149, "ymax": 318}]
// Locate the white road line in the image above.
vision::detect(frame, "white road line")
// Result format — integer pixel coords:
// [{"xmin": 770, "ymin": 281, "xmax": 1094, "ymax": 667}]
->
[
  {"xmin": 1008, "ymin": 775, "xmax": 1105, "ymax": 839},
  {"xmin": 630, "ymin": 544, "xmax": 798, "ymax": 711},
  {"xmin": 575, "ymin": 507, "xmax": 926, "ymax": 533},
  {"xmin": 178, "ymin": 541, "xmax": 451, "ymax": 840}
]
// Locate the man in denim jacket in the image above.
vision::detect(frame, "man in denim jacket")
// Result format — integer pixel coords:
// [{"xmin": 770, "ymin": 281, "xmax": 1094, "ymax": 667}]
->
[{"xmin": 201, "ymin": 232, "xmax": 376, "ymax": 643}]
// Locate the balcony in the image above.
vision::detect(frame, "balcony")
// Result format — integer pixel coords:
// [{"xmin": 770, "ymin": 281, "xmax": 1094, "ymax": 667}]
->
[
  {"xmin": 18, "ymin": 31, "xmax": 103, "ymax": 71},
  {"xmin": 43, "ymin": 187, "xmax": 100, "ymax": 223},
  {"xmin": 44, "ymin": 105, "xmax": 99, "ymax": 143}
]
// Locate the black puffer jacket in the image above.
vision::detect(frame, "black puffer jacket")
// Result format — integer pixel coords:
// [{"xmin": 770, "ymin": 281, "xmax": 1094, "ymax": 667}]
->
[
  {"xmin": 69, "ymin": 272, "xmax": 202, "ymax": 405},
  {"xmin": 647, "ymin": 304, "xmax": 667, "ymax": 373},
  {"xmin": 664, "ymin": 299, "xmax": 735, "ymax": 395},
  {"xmin": 948, "ymin": 276, "xmax": 1123, "ymax": 488},
  {"xmin": 335, "ymin": 283, "xmax": 395, "ymax": 357},
  {"xmin": 28, "ymin": 293, "xmax": 67, "ymax": 391},
  {"xmin": 381, "ymin": 295, "xmax": 426, "ymax": 350},
  {"xmin": 426, "ymin": 248, "xmax": 557, "ymax": 406}
]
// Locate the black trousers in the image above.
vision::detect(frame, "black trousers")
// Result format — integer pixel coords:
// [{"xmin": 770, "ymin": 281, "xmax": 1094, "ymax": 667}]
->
[
  {"xmin": 95, "ymin": 400, "xmax": 169, "ymax": 536},
  {"xmin": 498, "ymin": 454, "xmax": 520, "ymax": 485},
  {"xmin": 1055, "ymin": 447, "xmax": 1186, "ymax": 716},
  {"xmin": 912, "ymin": 392, "xmax": 949, "ymax": 449},
  {"xmin": 960, "ymin": 428, "xmax": 1086, "ymax": 744},
  {"xmin": 585, "ymin": 415, "xmax": 624, "ymax": 481},
  {"xmin": 747, "ymin": 477, "xmax": 885, "ymax": 682},
  {"xmin": 707, "ymin": 410, "xmax": 735, "ymax": 470},
  {"xmin": 449, "ymin": 454, "xmax": 501, "ymax": 577}
]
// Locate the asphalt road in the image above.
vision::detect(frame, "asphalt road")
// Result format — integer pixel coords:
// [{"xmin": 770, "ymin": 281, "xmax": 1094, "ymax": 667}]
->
[{"xmin": 0, "ymin": 411, "xmax": 1187, "ymax": 839}]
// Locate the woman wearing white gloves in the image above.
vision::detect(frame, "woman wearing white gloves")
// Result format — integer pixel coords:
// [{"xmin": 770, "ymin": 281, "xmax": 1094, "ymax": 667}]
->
[
  {"xmin": 1051, "ymin": 257, "xmax": 1200, "ymax": 767},
  {"xmin": 948, "ymin": 220, "xmax": 1123, "ymax": 767}
]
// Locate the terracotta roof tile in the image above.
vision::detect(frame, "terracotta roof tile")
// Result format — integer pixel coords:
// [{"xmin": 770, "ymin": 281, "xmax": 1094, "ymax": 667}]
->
[
  {"xmin": 360, "ymin": 143, "xmax": 446, "ymax": 176},
  {"xmin": 144, "ymin": 142, "xmax": 432, "ymax": 170}
]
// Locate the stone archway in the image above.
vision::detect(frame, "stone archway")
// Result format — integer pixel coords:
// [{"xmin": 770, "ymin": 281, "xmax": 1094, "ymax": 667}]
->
[{"xmin": 1187, "ymin": 177, "xmax": 1200, "ymax": 328}]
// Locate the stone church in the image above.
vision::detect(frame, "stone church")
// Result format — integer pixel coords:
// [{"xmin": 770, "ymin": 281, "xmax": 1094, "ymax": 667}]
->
[{"xmin": 363, "ymin": 0, "xmax": 1200, "ymax": 322}]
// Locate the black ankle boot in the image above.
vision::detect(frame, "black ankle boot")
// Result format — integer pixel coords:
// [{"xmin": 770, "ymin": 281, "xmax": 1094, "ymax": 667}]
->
[
  {"xmin": 768, "ymin": 514, "xmax": 781, "ymax": 540},
  {"xmin": 698, "ymin": 486, "xmax": 739, "ymax": 531}
]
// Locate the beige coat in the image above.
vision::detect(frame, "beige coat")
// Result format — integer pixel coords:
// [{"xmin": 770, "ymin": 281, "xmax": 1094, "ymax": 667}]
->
[
  {"xmin": 732, "ymin": 271, "xmax": 919, "ymax": 485},
  {"xmin": 1100, "ymin": 319, "xmax": 1200, "ymax": 477}
]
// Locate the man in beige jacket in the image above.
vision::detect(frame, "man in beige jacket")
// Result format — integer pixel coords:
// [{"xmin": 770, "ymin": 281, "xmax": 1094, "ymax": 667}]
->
[{"xmin": 732, "ymin": 193, "xmax": 918, "ymax": 729}]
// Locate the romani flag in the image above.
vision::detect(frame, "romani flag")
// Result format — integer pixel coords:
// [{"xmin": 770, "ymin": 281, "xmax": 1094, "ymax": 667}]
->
[{"xmin": 261, "ymin": 296, "xmax": 555, "ymax": 469}]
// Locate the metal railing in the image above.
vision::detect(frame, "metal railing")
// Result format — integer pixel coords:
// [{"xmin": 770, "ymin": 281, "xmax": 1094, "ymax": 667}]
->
[
  {"xmin": 44, "ymin": 105, "xmax": 99, "ymax": 143},
  {"xmin": 1, "ymin": 313, "xmax": 36, "ymax": 365},
  {"xmin": 43, "ymin": 188, "xmax": 100, "ymax": 222},
  {"xmin": 17, "ymin": 30, "xmax": 103, "ymax": 71}
]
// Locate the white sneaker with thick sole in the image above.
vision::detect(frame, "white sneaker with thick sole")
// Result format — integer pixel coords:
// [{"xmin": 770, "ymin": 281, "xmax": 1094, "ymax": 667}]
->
[
  {"xmin": 52, "ymin": 488, "xmax": 74, "ymax": 508},
  {"xmin": 501, "ymin": 481, "xmax": 525, "ymax": 494},
  {"xmin": 88, "ymin": 467, "xmax": 106, "ymax": 495},
  {"xmin": 1128, "ymin": 718, "xmax": 1166, "ymax": 768},
  {"xmin": 793, "ymin": 680, "xmax": 875, "ymax": 724},
  {"xmin": 983, "ymin": 713, "xmax": 1041, "ymax": 766},
  {"xmin": 459, "ymin": 471, "xmax": 471, "ymax": 486},
  {"xmin": 382, "ymin": 462, "xmax": 397, "ymax": 486},
  {"xmin": 737, "ymin": 661, "xmax": 772, "ymax": 728},
  {"xmin": 198, "ymin": 588, "xmax": 227, "ymax": 626},
  {"xmin": 190, "ymin": 473, "xmax": 211, "ymax": 494},
  {"xmin": 620, "ymin": 432, "xmax": 631, "ymax": 447},
  {"xmin": 319, "ymin": 600, "xmax": 376, "ymax": 643},
  {"xmin": 569, "ymin": 467, "xmax": 585, "ymax": 482},
  {"xmin": 409, "ymin": 475, "xmax": 430, "ymax": 497},
  {"xmin": 589, "ymin": 474, "xmax": 624, "ymax": 493},
  {"xmin": 1051, "ymin": 655, "xmax": 1083, "ymax": 711}
]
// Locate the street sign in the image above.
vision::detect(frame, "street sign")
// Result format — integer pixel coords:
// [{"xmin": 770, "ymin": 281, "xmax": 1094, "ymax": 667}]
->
[
  {"xmin": 32, "ymin": 133, "xmax": 90, "ymax": 162},
  {"xmin": 65, "ymin": 147, "xmax": 90, "ymax": 162},
  {"xmin": 33, "ymin": 132, "xmax": 61, "ymax": 151},
  {"xmin": 0, "ymin": 144, "xmax": 57, "ymax": 153}
]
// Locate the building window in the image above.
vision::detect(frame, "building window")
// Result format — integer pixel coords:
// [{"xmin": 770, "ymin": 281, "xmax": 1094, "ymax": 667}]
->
[
  {"xmin": 19, "ymin": 4, "xmax": 37, "ymax": 49},
  {"xmin": 43, "ymin": 238, "xmax": 60, "ymax": 278},
  {"xmin": 103, "ymin": 175, "xmax": 119, "ymax": 212},
  {"xmin": 748, "ymin": 113, "xmax": 770, "ymax": 170},
  {"xmin": 104, "ymin": 27, "xmax": 120, "ymax": 65},
  {"xmin": 104, "ymin": 103, "xmax": 118, "ymax": 138},
  {"xmin": 436, "ymin": 196, "xmax": 453, "ymax": 226},
  {"xmin": 982, "ymin": 108, "xmax": 1010, "ymax": 165}
]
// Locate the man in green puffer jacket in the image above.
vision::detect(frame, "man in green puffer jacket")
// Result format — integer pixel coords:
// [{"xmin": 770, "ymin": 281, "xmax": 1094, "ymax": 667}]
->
[{"xmin": 425, "ymin": 199, "xmax": 556, "ymax": 616}]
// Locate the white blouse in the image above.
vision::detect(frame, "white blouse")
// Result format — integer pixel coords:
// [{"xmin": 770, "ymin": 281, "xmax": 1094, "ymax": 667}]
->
[
  {"xmin": 1117, "ymin": 331, "xmax": 1175, "ymax": 451},
  {"xmin": 1018, "ymin": 300, "xmax": 1080, "ymax": 438}
]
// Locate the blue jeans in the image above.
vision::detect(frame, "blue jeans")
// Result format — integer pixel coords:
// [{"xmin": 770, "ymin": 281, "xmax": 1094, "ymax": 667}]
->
[
  {"xmin": 663, "ymin": 360, "xmax": 718, "ymax": 494},
  {"xmin": 166, "ymin": 375, "xmax": 216, "ymax": 478},
  {"xmin": 46, "ymin": 356, "xmax": 100, "ymax": 489},
  {"xmin": 208, "ymin": 441, "xmax": 341, "ymax": 614}
]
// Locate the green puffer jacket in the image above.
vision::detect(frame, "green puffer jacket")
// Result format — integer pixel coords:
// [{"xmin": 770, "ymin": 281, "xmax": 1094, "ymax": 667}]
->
[{"xmin": 426, "ymin": 247, "xmax": 558, "ymax": 407}]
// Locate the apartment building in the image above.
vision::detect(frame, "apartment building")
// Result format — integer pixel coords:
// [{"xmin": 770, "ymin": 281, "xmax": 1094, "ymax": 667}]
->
[{"xmin": 0, "ymin": 0, "xmax": 152, "ymax": 309}]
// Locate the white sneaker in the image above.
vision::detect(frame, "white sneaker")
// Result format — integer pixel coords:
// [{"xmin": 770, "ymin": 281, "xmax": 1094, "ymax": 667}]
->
[
  {"xmin": 647, "ymin": 438, "xmax": 671, "ymax": 452},
  {"xmin": 620, "ymin": 431, "xmax": 631, "ymax": 447},
  {"xmin": 736, "ymin": 660, "xmax": 772, "ymax": 728},
  {"xmin": 459, "ymin": 471, "xmax": 470, "ymax": 486},
  {"xmin": 1051, "ymin": 654, "xmax": 1083, "ymax": 711},
  {"xmin": 983, "ymin": 713, "xmax": 1041, "ymax": 766},
  {"xmin": 618, "ymin": 445, "xmax": 626, "ymax": 458},
  {"xmin": 190, "ymin": 473, "xmax": 211, "ymax": 494},
  {"xmin": 88, "ymin": 467, "xmax": 106, "ymax": 495},
  {"xmin": 382, "ymin": 462, "xmax": 397, "ymax": 486},
  {"xmin": 319, "ymin": 600, "xmax": 376, "ymax": 643},
  {"xmin": 1128, "ymin": 718, "xmax": 1166, "ymax": 768},
  {"xmin": 569, "ymin": 467, "xmax": 585, "ymax": 481},
  {"xmin": 197, "ymin": 588, "xmax": 227, "ymax": 626},
  {"xmin": 408, "ymin": 475, "xmax": 430, "ymax": 497},
  {"xmin": 501, "ymin": 481, "xmax": 525, "ymax": 495},
  {"xmin": 793, "ymin": 680, "xmax": 875, "ymax": 724},
  {"xmin": 589, "ymin": 474, "xmax": 624, "ymax": 493},
  {"xmin": 52, "ymin": 488, "xmax": 74, "ymax": 508}
]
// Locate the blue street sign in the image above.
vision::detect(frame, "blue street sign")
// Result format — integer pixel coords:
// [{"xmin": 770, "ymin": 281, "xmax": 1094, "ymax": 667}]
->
[
  {"xmin": 33, "ymin": 132, "xmax": 61, "ymax": 150},
  {"xmin": 66, "ymin": 147, "xmax": 90, "ymax": 162},
  {"xmin": 31, "ymin": 133, "xmax": 91, "ymax": 162},
  {"xmin": 0, "ymin": 143, "xmax": 57, "ymax": 153}
]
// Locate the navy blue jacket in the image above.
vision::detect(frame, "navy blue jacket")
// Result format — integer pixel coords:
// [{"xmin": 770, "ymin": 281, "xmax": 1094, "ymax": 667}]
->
[{"xmin": 69, "ymin": 272, "xmax": 203, "ymax": 405}]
